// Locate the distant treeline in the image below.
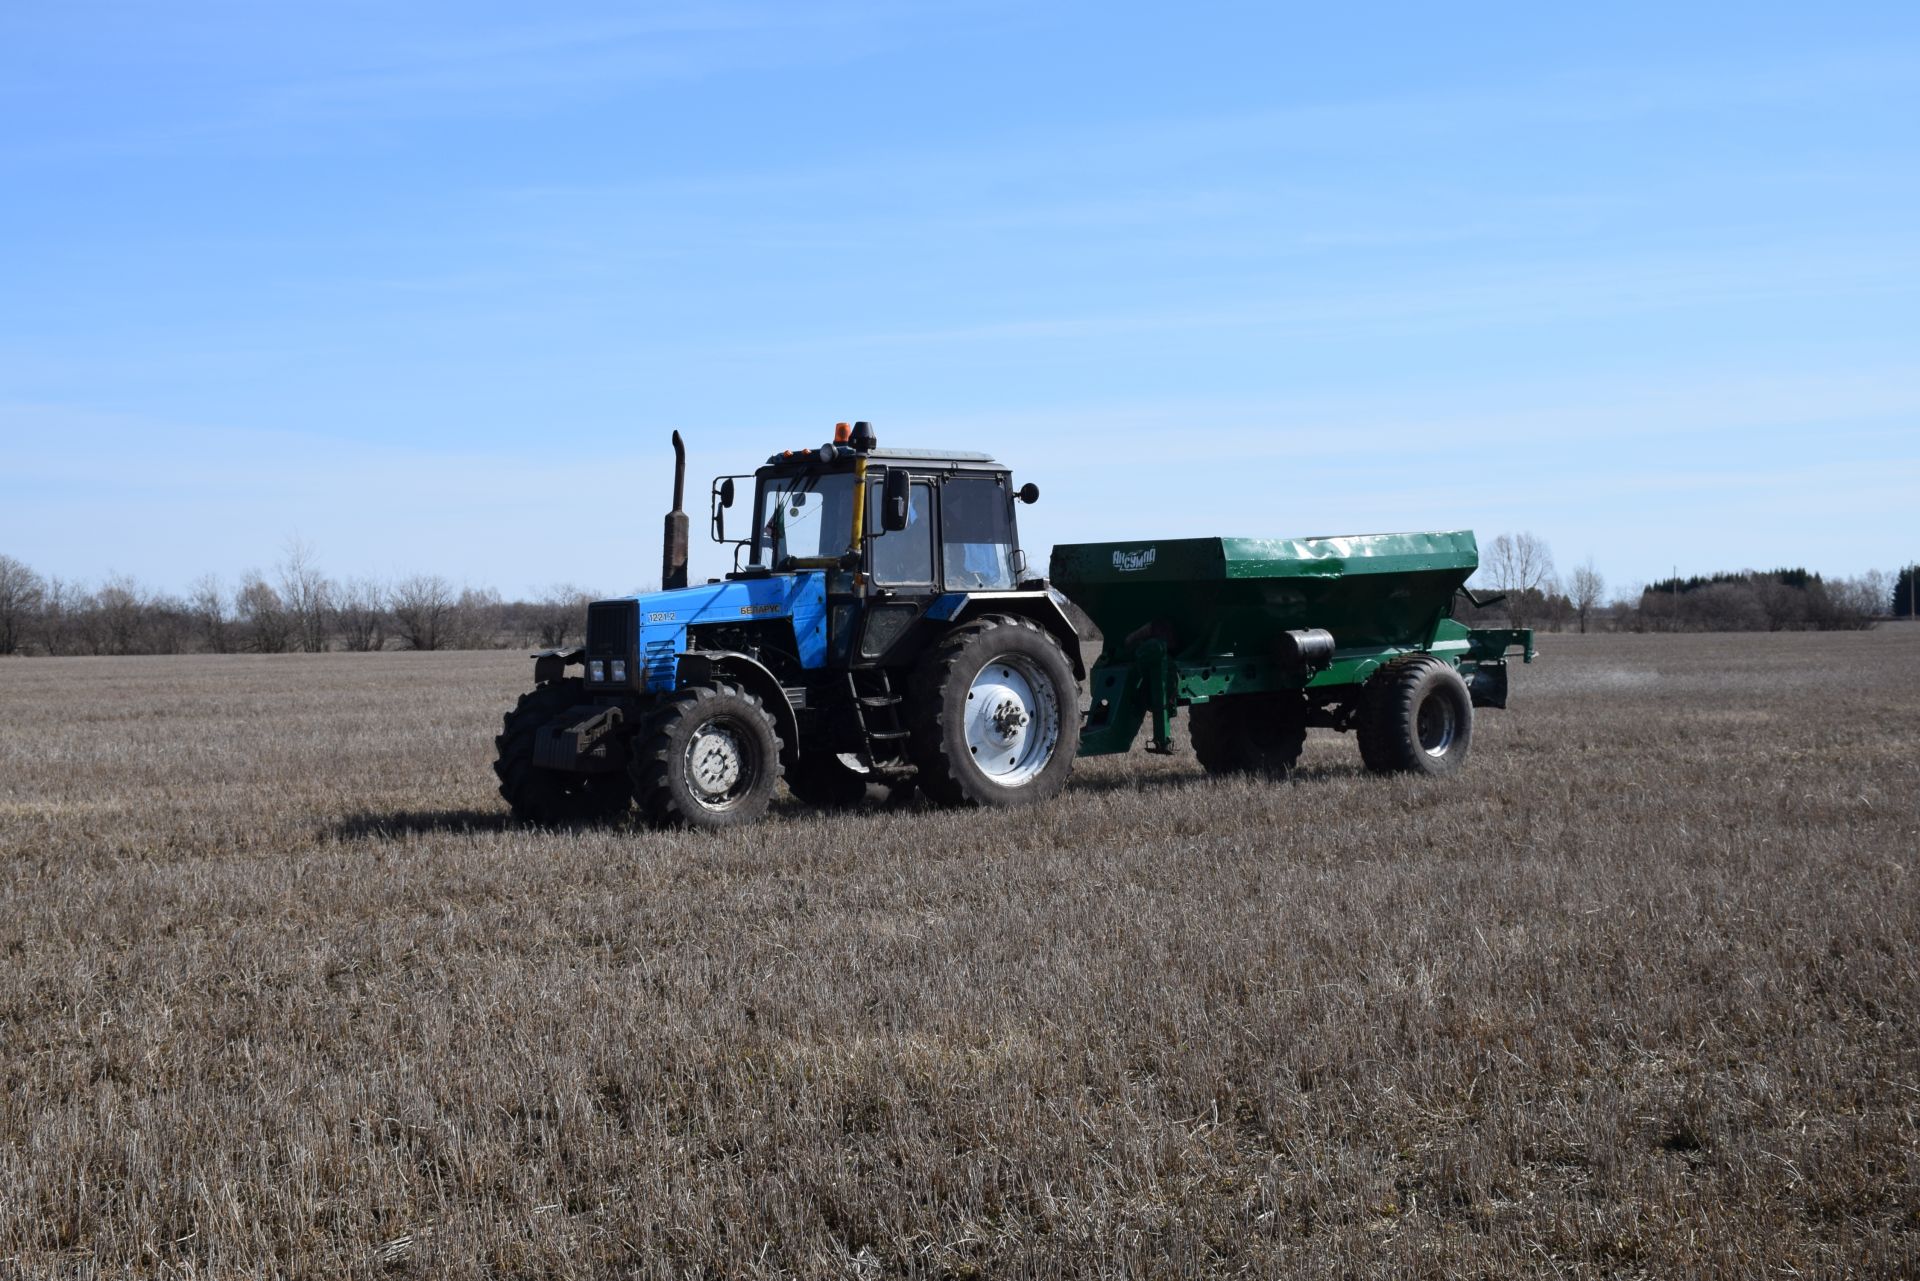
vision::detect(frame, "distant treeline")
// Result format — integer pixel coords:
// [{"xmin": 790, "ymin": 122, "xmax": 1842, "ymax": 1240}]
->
[
  {"xmin": 1625, "ymin": 567, "xmax": 1904, "ymax": 633},
  {"xmin": 0, "ymin": 541, "xmax": 1911, "ymax": 656},
  {"xmin": 1457, "ymin": 534, "xmax": 1909, "ymax": 635},
  {"xmin": 0, "ymin": 544, "xmax": 609, "ymax": 657}
]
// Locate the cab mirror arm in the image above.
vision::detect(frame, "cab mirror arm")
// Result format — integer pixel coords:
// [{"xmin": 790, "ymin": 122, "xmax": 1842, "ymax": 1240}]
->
[{"xmin": 711, "ymin": 476, "xmax": 738, "ymax": 542}]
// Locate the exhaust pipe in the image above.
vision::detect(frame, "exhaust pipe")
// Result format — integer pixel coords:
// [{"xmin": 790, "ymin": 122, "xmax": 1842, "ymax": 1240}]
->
[{"xmin": 662, "ymin": 430, "xmax": 689, "ymax": 590}]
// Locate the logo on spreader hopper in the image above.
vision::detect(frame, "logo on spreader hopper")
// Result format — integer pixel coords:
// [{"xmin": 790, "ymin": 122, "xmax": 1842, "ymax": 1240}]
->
[{"xmin": 1112, "ymin": 547, "xmax": 1157, "ymax": 573}]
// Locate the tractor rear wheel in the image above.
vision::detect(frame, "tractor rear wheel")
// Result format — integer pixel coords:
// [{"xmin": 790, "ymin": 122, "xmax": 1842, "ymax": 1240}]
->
[
  {"xmin": 1355, "ymin": 656, "xmax": 1474, "ymax": 776},
  {"xmin": 1189, "ymin": 691, "xmax": 1309, "ymax": 777},
  {"xmin": 784, "ymin": 751, "xmax": 877, "ymax": 809},
  {"xmin": 908, "ymin": 614, "xmax": 1079, "ymax": 807},
  {"xmin": 493, "ymin": 681, "xmax": 635, "ymax": 824},
  {"xmin": 630, "ymin": 682, "xmax": 784, "ymax": 829}
]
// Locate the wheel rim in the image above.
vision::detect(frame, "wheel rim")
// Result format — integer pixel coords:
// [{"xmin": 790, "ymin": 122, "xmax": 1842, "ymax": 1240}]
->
[
  {"xmin": 1416, "ymin": 692, "xmax": 1457, "ymax": 757},
  {"xmin": 963, "ymin": 653, "xmax": 1061, "ymax": 787},
  {"xmin": 684, "ymin": 717, "xmax": 756, "ymax": 809}
]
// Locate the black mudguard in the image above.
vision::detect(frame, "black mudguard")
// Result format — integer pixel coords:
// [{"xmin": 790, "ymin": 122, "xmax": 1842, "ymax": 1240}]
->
[{"xmin": 674, "ymin": 650, "xmax": 802, "ymax": 766}]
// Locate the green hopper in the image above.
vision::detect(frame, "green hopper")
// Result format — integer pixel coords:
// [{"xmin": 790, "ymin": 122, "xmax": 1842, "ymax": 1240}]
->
[{"xmin": 1050, "ymin": 531, "xmax": 1534, "ymax": 775}]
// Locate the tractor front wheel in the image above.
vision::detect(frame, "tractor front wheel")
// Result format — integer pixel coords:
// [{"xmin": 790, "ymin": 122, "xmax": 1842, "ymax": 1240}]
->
[
  {"xmin": 909, "ymin": 615, "xmax": 1079, "ymax": 807},
  {"xmin": 629, "ymin": 682, "xmax": 784, "ymax": 829},
  {"xmin": 493, "ymin": 681, "xmax": 635, "ymax": 825},
  {"xmin": 1355, "ymin": 656, "xmax": 1474, "ymax": 776}
]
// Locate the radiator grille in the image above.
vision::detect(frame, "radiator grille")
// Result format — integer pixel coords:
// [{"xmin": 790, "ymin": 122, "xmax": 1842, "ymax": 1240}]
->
[{"xmin": 586, "ymin": 602, "xmax": 634, "ymax": 657}]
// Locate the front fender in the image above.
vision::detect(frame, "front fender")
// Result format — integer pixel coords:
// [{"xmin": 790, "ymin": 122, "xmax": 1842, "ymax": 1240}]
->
[
  {"xmin": 673, "ymin": 650, "xmax": 802, "ymax": 766},
  {"xmin": 532, "ymin": 646, "xmax": 585, "ymax": 685}
]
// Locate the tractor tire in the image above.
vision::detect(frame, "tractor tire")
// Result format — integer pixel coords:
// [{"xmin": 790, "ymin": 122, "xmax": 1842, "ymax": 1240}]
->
[
  {"xmin": 784, "ymin": 751, "xmax": 877, "ymax": 810},
  {"xmin": 1355, "ymin": 656, "xmax": 1474, "ymax": 776},
  {"xmin": 493, "ymin": 681, "xmax": 634, "ymax": 825},
  {"xmin": 908, "ymin": 614, "xmax": 1080, "ymax": 808},
  {"xmin": 1189, "ymin": 691, "xmax": 1309, "ymax": 778},
  {"xmin": 629, "ymin": 682, "xmax": 784, "ymax": 829}
]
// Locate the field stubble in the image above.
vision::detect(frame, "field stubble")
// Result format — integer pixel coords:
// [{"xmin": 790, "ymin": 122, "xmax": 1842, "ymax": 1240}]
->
[{"xmin": 0, "ymin": 631, "xmax": 1915, "ymax": 1277}]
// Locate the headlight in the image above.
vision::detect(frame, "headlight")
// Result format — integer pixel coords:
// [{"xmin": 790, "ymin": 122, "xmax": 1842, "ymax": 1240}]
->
[
  {"xmin": 610, "ymin": 660, "xmax": 627, "ymax": 683},
  {"xmin": 589, "ymin": 660, "xmax": 605, "ymax": 682}
]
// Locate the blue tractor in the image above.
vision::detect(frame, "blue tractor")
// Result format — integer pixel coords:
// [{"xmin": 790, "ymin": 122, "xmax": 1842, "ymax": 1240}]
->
[{"xmin": 493, "ymin": 422, "xmax": 1088, "ymax": 829}]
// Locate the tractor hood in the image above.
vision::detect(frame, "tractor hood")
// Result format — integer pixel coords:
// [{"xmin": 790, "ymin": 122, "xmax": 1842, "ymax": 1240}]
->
[{"xmin": 590, "ymin": 571, "xmax": 829, "ymax": 692}]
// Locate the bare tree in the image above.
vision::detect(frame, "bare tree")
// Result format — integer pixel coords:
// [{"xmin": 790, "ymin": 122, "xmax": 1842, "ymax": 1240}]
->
[
  {"xmin": 1539, "ymin": 574, "xmax": 1573, "ymax": 633},
  {"xmin": 68, "ymin": 584, "xmax": 109, "ymax": 655},
  {"xmin": 333, "ymin": 576, "xmax": 388, "ymax": 652},
  {"xmin": 95, "ymin": 574, "xmax": 146, "ymax": 656},
  {"xmin": 0, "ymin": 554, "xmax": 44, "ymax": 655},
  {"xmin": 1823, "ymin": 573, "xmax": 1886, "ymax": 629},
  {"xmin": 1854, "ymin": 569, "xmax": 1892, "ymax": 619},
  {"xmin": 1570, "ymin": 558, "xmax": 1605, "ymax": 634},
  {"xmin": 142, "ymin": 591, "xmax": 192, "ymax": 654},
  {"xmin": 235, "ymin": 572, "xmax": 293, "ymax": 653},
  {"xmin": 1482, "ymin": 532, "xmax": 1557, "ymax": 630},
  {"xmin": 189, "ymin": 574, "xmax": 233, "ymax": 653},
  {"xmin": 38, "ymin": 576, "xmax": 76, "ymax": 655},
  {"xmin": 447, "ymin": 586, "xmax": 505, "ymax": 650},
  {"xmin": 278, "ymin": 537, "xmax": 332, "ymax": 653},
  {"xmin": 389, "ymin": 575, "xmax": 455, "ymax": 650},
  {"xmin": 532, "ymin": 583, "xmax": 596, "ymax": 648},
  {"xmin": 1752, "ymin": 575, "xmax": 1808, "ymax": 631}
]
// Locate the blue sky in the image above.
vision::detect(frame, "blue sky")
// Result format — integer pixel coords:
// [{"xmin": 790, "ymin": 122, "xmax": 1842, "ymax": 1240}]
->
[{"xmin": 3, "ymin": 2, "xmax": 1917, "ymax": 598}]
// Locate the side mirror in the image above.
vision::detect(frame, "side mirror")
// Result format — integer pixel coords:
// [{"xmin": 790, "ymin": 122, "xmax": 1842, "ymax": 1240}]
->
[
  {"xmin": 720, "ymin": 477, "xmax": 736, "ymax": 508},
  {"xmin": 711, "ymin": 477, "xmax": 737, "ymax": 542},
  {"xmin": 1017, "ymin": 482, "xmax": 1040, "ymax": 504},
  {"xmin": 882, "ymin": 469, "xmax": 911, "ymax": 532}
]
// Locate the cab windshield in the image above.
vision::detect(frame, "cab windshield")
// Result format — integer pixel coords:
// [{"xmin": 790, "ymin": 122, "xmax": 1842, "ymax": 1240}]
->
[{"xmin": 755, "ymin": 470, "xmax": 858, "ymax": 567}]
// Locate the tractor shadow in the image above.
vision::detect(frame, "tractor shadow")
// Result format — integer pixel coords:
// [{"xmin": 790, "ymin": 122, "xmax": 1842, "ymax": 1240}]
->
[
  {"xmin": 1063, "ymin": 762, "xmax": 1360, "ymax": 796},
  {"xmin": 324, "ymin": 765, "xmax": 1365, "ymax": 841},
  {"xmin": 326, "ymin": 808, "xmax": 518, "ymax": 841}
]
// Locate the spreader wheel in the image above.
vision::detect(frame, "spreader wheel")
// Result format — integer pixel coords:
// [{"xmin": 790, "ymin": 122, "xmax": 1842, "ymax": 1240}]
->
[
  {"xmin": 1189, "ymin": 691, "xmax": 1309, "ymax": 778},
  {"xmin": 1355, "ymin": 656, "xmax": 1474, "ymax": 776}
]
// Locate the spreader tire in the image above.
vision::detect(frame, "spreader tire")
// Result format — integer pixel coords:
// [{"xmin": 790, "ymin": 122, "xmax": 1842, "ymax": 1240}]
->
[
  {"xmin": 629, "ymin": 682, "xmax": 783, "ymax": 829},
  {"xmin": 493, "ymin": 681, "xmax": 634, "ymax": 824},
  {"xmin": 784, "ymin": 751, "xmax": 876, "ymax": 809},
  {"xmin": 1356, "ymin": 656, "xmax": 1474, "ymax": 776},
  {"xmin": 909, "ymin": 615, "xmax": 1079, "ymax": 807},
  {"xmin": 1189, "ymin": 692, "xmax": 1309, "ymax": 778}
]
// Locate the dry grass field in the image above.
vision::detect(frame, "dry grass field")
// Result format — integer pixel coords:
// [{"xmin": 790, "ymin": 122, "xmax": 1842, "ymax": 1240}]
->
[{"xmin": 1, "ymin": 631, "xmax": 1915, "ymax": 1278}]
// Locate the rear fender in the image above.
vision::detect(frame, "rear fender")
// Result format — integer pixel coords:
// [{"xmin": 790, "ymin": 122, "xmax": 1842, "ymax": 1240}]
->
[
  {"xmin": 674, "ymin": 650, "xmax": 802, "ymax": 767},
  {"xmin": 924, "ymin": 589, "xmax": 1096, "ymax": 680}
]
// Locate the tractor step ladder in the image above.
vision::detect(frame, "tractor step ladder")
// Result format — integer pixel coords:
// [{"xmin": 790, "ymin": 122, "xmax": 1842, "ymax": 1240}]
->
[{"xmin": 848, "ymin": 671, "xmax": 911, "ymax": 748}]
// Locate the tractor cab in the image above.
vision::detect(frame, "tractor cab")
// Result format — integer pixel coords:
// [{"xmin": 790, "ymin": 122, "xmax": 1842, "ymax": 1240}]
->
[
  {"xmin": 709, "ymin": 424, "xmax": 1042, "ymax": 671},
  {"xmin": 714, "ymin": 422, "xmax": 1036, "ymax": 595}
]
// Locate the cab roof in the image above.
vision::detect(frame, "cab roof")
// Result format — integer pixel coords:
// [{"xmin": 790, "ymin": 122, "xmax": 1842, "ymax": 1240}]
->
[
  {"xmin": 761, "ymin": 444, "xmax": 1006, "ymax": 471},
  {"xmin": 868, "ymin": 447, "xmax": 996, "ymax": 462}
]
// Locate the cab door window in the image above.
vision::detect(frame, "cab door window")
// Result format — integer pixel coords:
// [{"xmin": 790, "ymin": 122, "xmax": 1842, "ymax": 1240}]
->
[
  {"xmin": 940, "ymin": 474, "xmax": 1016, "ymax": 590},
  {"xmin": 869, "ymin": 478, "xmax": 935, "ymax": 585}
]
